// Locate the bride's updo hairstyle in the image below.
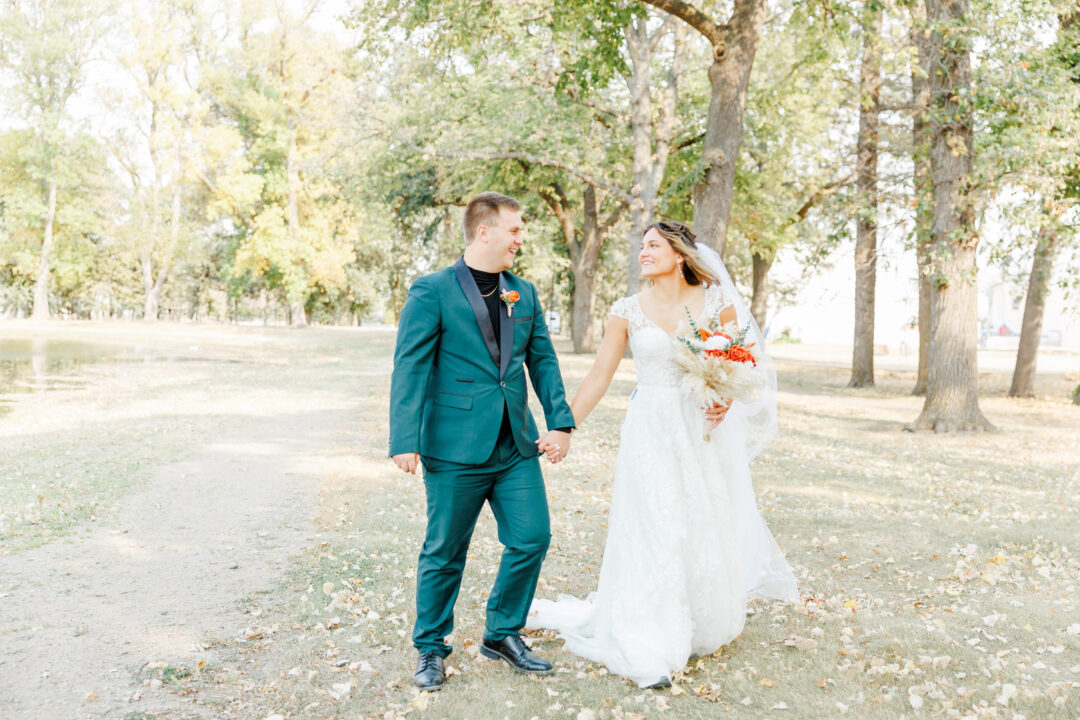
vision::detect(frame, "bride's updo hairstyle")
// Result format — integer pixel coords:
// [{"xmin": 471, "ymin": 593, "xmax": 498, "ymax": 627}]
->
[{"xmin": 645, "ymin": 221, "xmax": 722, "ymax": 287}]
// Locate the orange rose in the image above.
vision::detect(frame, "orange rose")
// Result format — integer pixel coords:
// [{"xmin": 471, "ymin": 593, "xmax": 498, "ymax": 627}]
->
[
  {"xmin": 500, "ymin": 290, "xmax": 521, "ymax": 317},
  {"xmin": 704, "ymin": 349, "xmax": 729, "ymax": 360},
  {"xmin": 727, "ymin": 345, "xmax": 756, "ymax": 366}
]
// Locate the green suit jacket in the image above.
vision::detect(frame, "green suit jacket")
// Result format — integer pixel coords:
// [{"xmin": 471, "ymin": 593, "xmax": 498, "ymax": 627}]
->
[{"xmin": 389, "ymin": 257, "xmax": 575, "ymax": 465}]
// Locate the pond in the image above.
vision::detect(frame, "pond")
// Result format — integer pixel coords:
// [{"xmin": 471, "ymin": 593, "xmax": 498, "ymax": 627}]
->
[{"xmin": 0, "ymin": 338, "xmax": 222, "ymax": 414}]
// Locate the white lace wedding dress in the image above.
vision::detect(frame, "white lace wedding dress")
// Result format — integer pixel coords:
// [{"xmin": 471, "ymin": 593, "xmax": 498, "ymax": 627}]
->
[{"xmin": 527, "ymin": 283, "xmax": 798, "ymax": 687}]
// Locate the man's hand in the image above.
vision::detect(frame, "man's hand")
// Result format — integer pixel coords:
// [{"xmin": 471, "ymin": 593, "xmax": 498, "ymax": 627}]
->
[
  {"xmin": 704, "ymin": 399, "xmax": 733, "ymax": 429},
  {"xmin": 535, "ymin": 430, "xmax": 572, "ymax": 464},
  {"xmin": 392, "ymin": 453, "xmax": 421, "ymax": 474}
]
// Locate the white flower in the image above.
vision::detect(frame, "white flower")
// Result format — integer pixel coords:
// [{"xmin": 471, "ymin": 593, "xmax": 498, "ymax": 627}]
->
[{"xmin": 704, "ymin": 335, "xmax": 729, "ymax": 352}]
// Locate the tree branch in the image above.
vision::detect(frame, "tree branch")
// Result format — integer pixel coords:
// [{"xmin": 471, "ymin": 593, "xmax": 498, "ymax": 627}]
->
[
  {"xmin": 195, "ymin": 170, "xmax": 256, "ymax": 231},
  {"xmin": 785, "ymin": 174, "xmax": 853, "ymax": 226},
  {"xmin": 673, "ymin": 131, "xmax": 705, "ymax": 152},
  {"xmin": 639, "ymin": 0, "xmax": 725, "ymax": 47},
  {"xmin": 600, "ymin": 200, "xmax": 630, "ymax": 236},
  {"xmin": 420, "ymin": 148, "xmax": 632, "ymax": 204}
]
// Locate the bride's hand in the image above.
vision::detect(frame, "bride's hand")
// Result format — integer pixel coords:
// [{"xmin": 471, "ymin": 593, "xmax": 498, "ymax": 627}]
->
[
  {"xmin": 536, "ymin": 430, "xmax": 572, "ymax": 463},
  {"xmin": 704, "ymin": 399, "xmax": 733, "ymax": 429}
]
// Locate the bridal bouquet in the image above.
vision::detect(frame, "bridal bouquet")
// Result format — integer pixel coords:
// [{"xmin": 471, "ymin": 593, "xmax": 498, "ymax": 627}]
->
[{"xmin": 672, "ymin": 309, "xmax": 765, "ymax": 441}]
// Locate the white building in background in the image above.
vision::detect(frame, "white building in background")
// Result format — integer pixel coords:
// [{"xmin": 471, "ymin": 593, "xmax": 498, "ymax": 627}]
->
[
  {"xmin": 980, "ymin": 270, "xmax": 1080, "ymax": 350},
  {"xmin": 767, "ymin": 236, "xmax": 1080, "ymax": 353}
]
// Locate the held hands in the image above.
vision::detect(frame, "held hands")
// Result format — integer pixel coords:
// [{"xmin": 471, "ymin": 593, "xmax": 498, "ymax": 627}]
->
[
  {"xmin": 704, "ymin": 399, "xmax": 733, "ymax": 429},
  {"xmin": 392, "ymin": 452, "xmax": 421, "ymax": 474},
  {"xmin": 536, "ymin": 430, "xmax": 572, "ymax": 464}
]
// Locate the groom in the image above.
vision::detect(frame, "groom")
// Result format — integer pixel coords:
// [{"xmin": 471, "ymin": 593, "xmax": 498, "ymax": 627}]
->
[{"xmin": 389, "ymin": 192, "xmax": 575, "ymax": 691}]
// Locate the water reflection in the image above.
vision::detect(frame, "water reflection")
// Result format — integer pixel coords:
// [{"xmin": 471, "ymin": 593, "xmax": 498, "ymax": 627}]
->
[
  {"xmin": 0, "ymin": 338, "xmax": 113, "ymax": 406},
  {"xmin": 0, "ymin": 339, "xmax": 227, "ymax": 414}
]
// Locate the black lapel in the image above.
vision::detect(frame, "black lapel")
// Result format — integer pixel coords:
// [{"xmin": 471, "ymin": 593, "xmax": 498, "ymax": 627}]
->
[
  {"xmin": 498, "ymin": 274, "xmax": 513, "ymax": 379},
  {"xmin": 453, "ymin": 257, "xmax": 500, "ymax": 367}
]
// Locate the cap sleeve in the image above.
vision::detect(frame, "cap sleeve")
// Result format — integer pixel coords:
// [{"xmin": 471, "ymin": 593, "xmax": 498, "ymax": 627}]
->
[
  {"xmin": 608, "ymin": 295, "xmax": 648, "ymax": 336},
  {"xmin": 608, "ymin": 296, "xmax": 634, "ymax": 321}
]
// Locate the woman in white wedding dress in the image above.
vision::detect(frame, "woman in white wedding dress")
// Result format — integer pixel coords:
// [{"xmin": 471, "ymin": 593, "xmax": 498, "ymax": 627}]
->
[{"xmin": 527, "ymin": 221, "xmax": 798, "ymax": 688}]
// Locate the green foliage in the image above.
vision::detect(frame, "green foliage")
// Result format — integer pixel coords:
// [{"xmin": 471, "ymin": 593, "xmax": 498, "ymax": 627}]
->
[
  {"xmin": 727, "ymin": 1, "xmax": 855, "ymax": 286},
  {"xmin": 1, "ymin": 0, "xmax": 1078, "ymax": 327}
]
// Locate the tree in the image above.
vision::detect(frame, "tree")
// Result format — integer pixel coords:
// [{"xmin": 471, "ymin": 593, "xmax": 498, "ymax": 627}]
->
[
  {"xmin": 540, "ymin": 183, "xmax": 627, "ymax": 352},
  {"xmin": 623, "ymin": 15, "xmax": 688, "ymax": 294},
  {"xmin": 105, "ymin": 0, "xmax": 207, "ymax": 321},
  {"xmin": 203, "ymin": 0, "xmax": 357, "ymax": 326},
  {"xmin": 639, "ymin": 0, "xmax": 766, "ymax": 256},
  {"xmin": 715, "ymin": 1, "xmax": 853, "ymax": 330},
  {"xmin": 0, "ymin": 0, "xmax": 104, "ymax": 319},
  {"xmin": 1009, "ymin": 10, "xmax": 1080, "ymax": 398},
  {"xmin": 908, "ymin": 0, "xmax": 992, "ymax": 432},
  {"xmin": 354, "ymin": 0, "xmax": 642, "ymax": 345},
  {"xmin": 909, "ymin": 1, "xmax": 934, "ymax": 395},
  {"xmin": 0, "ymin": 128, "xmax": 111, "ymax": 318},
  {"xmin": 850, "ymin": 2, "xmax": 883, "ymax": 388}
]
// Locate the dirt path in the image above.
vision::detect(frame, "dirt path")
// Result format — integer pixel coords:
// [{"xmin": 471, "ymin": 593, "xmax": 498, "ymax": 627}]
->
[{"xmin": 0, "ymin": 406, "xmax": 348, "ymax": 720}]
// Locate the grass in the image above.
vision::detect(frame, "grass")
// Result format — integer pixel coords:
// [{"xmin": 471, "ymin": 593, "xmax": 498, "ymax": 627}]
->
[
  {"xmin": 0, "ymin": 323, "xmax": 386, "ymax": 552},
  {"xmin": 187, "ymin": 330, "xmax": 1078, "ymax": 720},
  {"xmin": 2, "ymin": 322, "xmax": 1077, "ymax": 719}
]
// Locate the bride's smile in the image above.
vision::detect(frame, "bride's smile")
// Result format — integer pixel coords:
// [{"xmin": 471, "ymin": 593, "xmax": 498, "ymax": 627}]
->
[{"xmin": 638, "ymin": 232, "xmax": 680, "ymax": 277}]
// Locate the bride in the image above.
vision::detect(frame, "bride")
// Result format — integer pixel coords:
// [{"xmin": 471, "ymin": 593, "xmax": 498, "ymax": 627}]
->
[{"xmin": 528, "ymin": 221, "xmax": 798, "ymax": 688}]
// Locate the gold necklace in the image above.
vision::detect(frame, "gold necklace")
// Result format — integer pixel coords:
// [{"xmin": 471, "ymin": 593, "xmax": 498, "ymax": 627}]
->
[{"xmin": 480, "ymin": 286, "xmax": 499, "ymax": 298}]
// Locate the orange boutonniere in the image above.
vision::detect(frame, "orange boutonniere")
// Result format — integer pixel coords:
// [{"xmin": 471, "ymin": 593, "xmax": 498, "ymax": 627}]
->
[{"xmin": 500, "ymin": 290, "xmax": 520, "ymax": 317}]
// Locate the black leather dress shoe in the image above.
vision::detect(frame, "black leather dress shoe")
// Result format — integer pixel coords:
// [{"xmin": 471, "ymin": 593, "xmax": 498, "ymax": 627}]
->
[
  {"xmin": 645, "ymin": 676, "xmax": 672, "ymax": 689},
  {"xmin": 414, "ymin": 651, "xmax": 445, "ymax": 690},
  {"xmin": 480, "ymin": 635, "xmax": 554, "ymax": 675}
]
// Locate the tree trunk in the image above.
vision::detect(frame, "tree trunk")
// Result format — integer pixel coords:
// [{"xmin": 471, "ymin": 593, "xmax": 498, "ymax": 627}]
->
[
  {"xmin": 911, "ymin": 5, "xmax": 933, "ymax": 395},
  {"xmin": 149, "ymin": 144, "xmax": 184, "ymax": 320},
  {"xmin": 750, "ymin": 252, "xmax": 771, "ymax": 329},
  {"xmin": 624, "ymin": 18, "xmax": 652, "ymax": 295},
  {"xmin": 914, "ymin": 253, "xmax": 932, "ymax": 394},
  {"xmin": 850, "ymin": 5, "xmax": 882, "ymax": 388},
  {"xmin": 571, "ymin": 186, "xmax": 602, "ymax": 353},
  {"xmin": 690, "ymin": 0, "xmax": 765, "ymax": 256},
  {"xmin": 1009, "ymin": 225, "xmax": 1059, "ymax": 397},
  {"xmin": 909, "ymin": 0, "xmax": 992, "ymax": 432},
  {"xmin": 286, "ymin": 131, "xmax": 307, "ymax": 327},
  {"xmin": 144, "ymin": 109, "xmax": 163, "ymax": 321},
  {"xmin": 623, "ymin": 17, "xmax": 686, "ymax": 294},
  {"xmin": 32, "ymin": 180, "xmax": 58, "ymax": 321},
  {"xmin": 542, "ymin": 183, "xmax": 626, "ymax": 353}
]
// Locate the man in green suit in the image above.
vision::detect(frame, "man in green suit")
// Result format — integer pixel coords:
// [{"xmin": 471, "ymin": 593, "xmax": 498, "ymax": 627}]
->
[{"xmin": 389, "ymin": 192, "xmax": 575, "ymax": 690}]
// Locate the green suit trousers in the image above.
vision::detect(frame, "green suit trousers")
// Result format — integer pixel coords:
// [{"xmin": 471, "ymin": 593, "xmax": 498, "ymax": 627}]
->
[{"xmin": 413, "ymin": 429, "xmax": 550, "ymax": 657}]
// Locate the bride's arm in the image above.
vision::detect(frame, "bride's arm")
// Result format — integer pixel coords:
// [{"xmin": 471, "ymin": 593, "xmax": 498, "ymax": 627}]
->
[{"xmin": 569, "ymin": 315, "xmax": 628, "ymax": 426}]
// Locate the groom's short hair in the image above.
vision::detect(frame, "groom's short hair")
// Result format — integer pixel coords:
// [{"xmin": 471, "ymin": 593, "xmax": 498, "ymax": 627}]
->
[{"xmin": 464, "ymin": 192, "xmax": 520, "ymax": 244}]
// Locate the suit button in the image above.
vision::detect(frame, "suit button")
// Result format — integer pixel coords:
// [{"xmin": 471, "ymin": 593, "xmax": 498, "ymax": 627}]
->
[{"xmin": 500, "ymin": 381, "xmax": 506, "ymax": 387}]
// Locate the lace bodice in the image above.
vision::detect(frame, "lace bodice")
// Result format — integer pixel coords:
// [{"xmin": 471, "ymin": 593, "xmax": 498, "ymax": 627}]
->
[{"xmin": 609, "ymin": 284, "xmax": 728, "ymax": 388}]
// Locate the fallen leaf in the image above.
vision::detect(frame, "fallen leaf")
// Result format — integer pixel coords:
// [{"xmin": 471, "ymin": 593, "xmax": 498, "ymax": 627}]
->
[
  {"xmin": 996, "ymin": 683, "xmax": 1017, "ymax": 706},
  {"xmin": 783, "ymin": 634, "xmax": 817, "ymax": 651}
]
